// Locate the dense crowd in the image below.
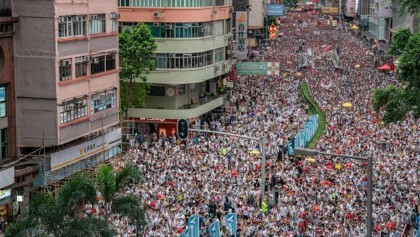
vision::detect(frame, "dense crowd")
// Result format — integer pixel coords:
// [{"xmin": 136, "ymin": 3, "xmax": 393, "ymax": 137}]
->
[{"xmin": 102, "ymin": 12, "xmax": 419, "ymax": 237}]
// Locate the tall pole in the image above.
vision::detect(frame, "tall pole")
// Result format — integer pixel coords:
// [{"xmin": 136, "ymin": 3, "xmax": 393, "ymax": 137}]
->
[
  {"xmin": 260, "ymin": 137, "xmax": 266, "ymax": 204},
  {"xmin": 367, "ymin": 156, "xmax": 373, "ymax": 237}
]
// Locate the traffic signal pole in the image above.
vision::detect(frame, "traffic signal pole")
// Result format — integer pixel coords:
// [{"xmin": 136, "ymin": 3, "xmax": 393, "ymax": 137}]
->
[{"xmin": 189, "ymin": 128, "xmax": 267, "ymax": 205}]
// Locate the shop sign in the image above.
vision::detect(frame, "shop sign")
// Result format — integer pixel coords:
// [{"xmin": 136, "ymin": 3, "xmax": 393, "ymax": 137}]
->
[
  {"xmin": 51, "ymin": 128, "xmax": 121, "ymax": 171},
  {"xmin": 0, "ymin": 167, "xmax": 14, "ymax": 189},
  {"xmin": 236, "ymin": 11, "xmax": 248, "ymax": 59}
]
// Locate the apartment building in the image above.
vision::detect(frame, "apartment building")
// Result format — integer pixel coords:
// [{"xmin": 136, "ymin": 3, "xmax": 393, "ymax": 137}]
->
[
  {"xmin": 11, "ymin": 0, "xmax": 121, "ymax": 189},
  {"xmin": 119, "ymin": 0, "xmax": 233, "ymax": 135}
]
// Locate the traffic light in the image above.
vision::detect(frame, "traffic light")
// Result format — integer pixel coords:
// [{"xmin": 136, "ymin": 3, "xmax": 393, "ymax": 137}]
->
[{"xmin": 177, "ymin": 119, "xmax": 189, "ymax": 140}]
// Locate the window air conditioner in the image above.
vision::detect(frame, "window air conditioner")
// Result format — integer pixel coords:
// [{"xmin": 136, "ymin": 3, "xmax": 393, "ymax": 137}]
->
[
  {"xmin": 91, "ymin": 58, "xmax": 100, "ymax": 64},
  {"xmin": 110, "ymin": 13, "xmax": 120, "ymax": 19},
  {"xmin": 83, "ymin": 56, "xmax": 91, "ymax": 62},
  {"xmin": 60, "ymin": 60, "xmax": 70, "ymax": 66},
  {"xmin": 58, "ymin": 17, "xmax": 65, "ymax": 23},
  {"xmin": 75, "ymin": 57, "xmax": 84, "ymax": 63},
  {"xmin": 154, "ymin": 12, "xmax": 162, "ymax": 17},
  {"xmin": 153, "ymin": 23, "xmax": 161, "ymax": 27},
  {"xmin": 165, "ymin": 24, "xmax": 173, "ymax": 29},
  {"xmin": 168, "ymin": 54, "xmax": 176, "ymax": 58},
  {"xmin": 215, "ymin": 65, "xmax": 221, "ymax": 72},
  {"xmin": 90, "ymin": 15, "xmax": 98, "ymax": 20}
]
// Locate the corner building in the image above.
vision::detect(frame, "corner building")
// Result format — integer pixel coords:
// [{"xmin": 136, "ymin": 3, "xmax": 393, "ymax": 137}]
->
[{"xmin": 119, "ymin": 0, "xmax": 233, "ymax": 134}]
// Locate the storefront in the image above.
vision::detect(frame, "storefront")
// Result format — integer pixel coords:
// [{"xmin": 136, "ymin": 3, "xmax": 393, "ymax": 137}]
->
[
  {"xmin": 132, "ymin": 118, "xmax": 178, "ymax": 137},
  {"xmin": 0, "ymin": 189, "xmax": 12, "ymax": 226}
]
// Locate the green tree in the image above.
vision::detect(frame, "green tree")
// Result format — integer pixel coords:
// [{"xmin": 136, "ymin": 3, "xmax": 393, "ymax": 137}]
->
[
  {"xmin": 283, "ymin": 0, "xmax": 299, "ymax": 8},
  {"xmin": 372, "ymin": 33, "xmax": 420, "ymax": 123},
  {"xmin": 5, "ymin": 174, "xmax": 114, "ymax": 237},
  {"xmin": 96, "ymin": 164, "xmax": 145, "ymax": 235},
  {"xmin": 388, "ymin": 28, "xmax": 413, "ymax": 56},
  {"xmin": 399, "ymin": 0, "xmax": 420, "ymax": 15},
  {"xmin": 119, "ymin": 23, "xmax": 157, "ymax": 120}
]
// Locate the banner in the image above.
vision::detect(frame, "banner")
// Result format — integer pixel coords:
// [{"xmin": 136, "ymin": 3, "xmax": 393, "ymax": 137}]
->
[
  {"xmin": 267, "ymin": 4, "xmax": 284, "ymax": 16},
  {"xmin": 179, "ymin": 228, "xmax": 191, "ymax": 237},
  {"xmin": 236, "ymin": 11, "xmax": 248, "ymax": 59},
  {"xmin": 225, "ymin": 213, "xmax": 237, "ymax": 237},
  {"xmin": 208, "ymin": 220, "xmax": 221, "ymax": 237},
  {"xmin": 236, "ymin": 62, "xmax": 280, "ymax": 76},
  {"xmin": 288, "ymin": 115, "xmax": 319, "ymax": 154},
  {"xmin": 187, "ymin": 214, "xmax": 200, "ymax": 237}
]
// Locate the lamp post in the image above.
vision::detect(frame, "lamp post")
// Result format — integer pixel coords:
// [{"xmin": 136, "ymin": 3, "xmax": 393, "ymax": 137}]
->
[{"xmin": 293, "ymin": 148, "xmax": 373, "ymax": 237}]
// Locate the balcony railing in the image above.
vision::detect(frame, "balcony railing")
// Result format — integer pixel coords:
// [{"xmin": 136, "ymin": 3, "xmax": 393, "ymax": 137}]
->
[{"xmin": 0, "ymin": 0, "xmax": 11, "ymax": 17}]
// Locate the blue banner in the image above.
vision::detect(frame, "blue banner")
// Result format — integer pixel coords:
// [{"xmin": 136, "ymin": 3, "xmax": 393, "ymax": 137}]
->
[
  {"xmin": 179, "ymin": 228, "xmax": 190, "ymax": 237},
  {"xmin": 208, "ymin": 220, "xmax": 221, "ymax": 237},
  {"xmin": 267, "ymin": 4, "xmax": 284, "ymax": 16},
  {"xmin": 225, "ymin": 213, "xmax": 237, "ymax": 237},
  {"xmin": 187, "ymin": 214, "xmax": 200, "ymax": 237}
]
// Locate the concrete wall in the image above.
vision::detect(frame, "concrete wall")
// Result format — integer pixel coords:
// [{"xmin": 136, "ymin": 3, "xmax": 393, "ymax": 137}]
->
[
  {"xmin": 249, "ymin": 0, "xmax": 264, "ymax": 29},
  {"xmin": 14, "ymin": 0, "xmax": 58, "ymax": 147}
]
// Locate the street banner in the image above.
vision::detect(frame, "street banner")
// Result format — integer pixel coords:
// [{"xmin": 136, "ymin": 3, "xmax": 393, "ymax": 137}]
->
[
  {"xmin": 236, "ymin": 11, "xmax": 248, "ymax": 59},
  {"xmin": 267, "ymin": 4, "xmax": 285, "ymax": 16},
  {"xmin": 225, "ymin": 213, "xmax": 237, "ymax": 237},
  {"xmin": 236, "ymin": 62, "xmax": 280, "ymax": 76},
  {"xmin": 208, "ymin": 220, "xmax": 221, "ymax": 237},
  {"xmin": 179, "ymin": 228, "xmax": 190, "ymax": 237},
  {"xmin": 187, "ymin": 214, "xmax": 200, "ymax": 237}
]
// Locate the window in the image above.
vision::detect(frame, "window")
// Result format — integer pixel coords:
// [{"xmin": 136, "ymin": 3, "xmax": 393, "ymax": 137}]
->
[
  {"xmin": 168, "ymin": 0, "xmax": 212, "ymax": 7},
  {"xmin": 91, "ymin": 88, "xmax": 117, "ymax": 114},
  {"xmin": 59, "ymin": 97, "xmax": 88, "ymax": 124},
  {"xmin": 145, "ymin": 22, "xmax": 213, "ymax": 38},
  {"xmin": 59, "ymin": 59, "xmax": 72, "ymax": 81},
  {"xmin": 58, "ymin": 15, "xmax": 86, "ymax": 38},
  {"xmin": 147, "ymin": 86, "xmax": 165, "ymax": 96},
  {"xmin": 91, "ymin": 56, "xmax": 105, "ymax": 74},
  {"xmin": 214, "ymin": 20, "xmax": 224, "ymax": 35},
  {"xmin": 133, "ymin": 0, "xmax": 164, "ymax": 7},
  {"xmin": 0, "ymin": 128, "xmax": 6, "ymax": 160},
  {"xmin": 155, "ymin": 50, "xmax": 213, "ymax": 69},
  {"xmin": 106, "ymin": 53, "xmax": 116, "ymax": 71},
  {"xmin": 215, "ymin": 48, "xmax": 224, "ymax": 62},
  {"xmin": 75, "ymin": 57, "xmax": 88, "ymax": 78},
  {"xmin": 118, "ymin": 0, "xmax": 129, "ymax": 6},
  {"xmin": 215, "ymin": 0, "xmax": 225, "ymax": 6},
  {"xmin": 0, "ymin": 87, "xmax": 5, "ymax": 118},
  {"xmin": 89, "ymin": 14, "xmax": 106, "ymax": 34},
  {"xmin": 110, "ymin": 13, "xmax": 117, "ymax": 32},
  {"xmin": 91, "ymin": 53, "xmax": 116, "ymax": 74}
]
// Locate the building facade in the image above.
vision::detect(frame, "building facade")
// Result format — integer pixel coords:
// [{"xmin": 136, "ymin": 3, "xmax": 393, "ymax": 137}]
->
[
  {"xmin": 119, "ymin": 0, "xmax": 234, "ymax": 135},
  {"xmin": 12, "ymin": 0, "xmax": 121, "ymax": 189}
]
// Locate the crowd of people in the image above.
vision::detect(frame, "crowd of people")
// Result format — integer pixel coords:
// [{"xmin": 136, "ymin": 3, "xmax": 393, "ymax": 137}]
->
[{"xmin": 105, "ymin": 11, "xmax": 418, "ymax": 237}]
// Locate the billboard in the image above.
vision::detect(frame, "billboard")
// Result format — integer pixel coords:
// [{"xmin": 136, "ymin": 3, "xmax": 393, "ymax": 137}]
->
[
  {"xmin": 236, "ymin": 62, "xmax": 280, "ymax": 76},
  {"xmin": 267, "ymin": 4, "xmax": 284, "ymax": 16},
  {"xmin": 321, "ymin": 7, "xmax": 339, "ymax": 14},
  {"xmin": 0, "ymin": 167, "xmax": 14, "ymax": 189},
  {"xmin": 235, "ymin": 11, "xmax": 248, "ymax": 59},
  {"xmin": 51, "ymin": 128, "xmax": 121, "ymax": 171}
]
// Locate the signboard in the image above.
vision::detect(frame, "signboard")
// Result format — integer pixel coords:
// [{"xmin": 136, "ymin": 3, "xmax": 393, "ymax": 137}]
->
[
  {"xmin": 187, "ymin": 214, "xmax": 200, "ymax": 237},
  {"xmin": 0, "ymin": 189, "xmax": 11, "ymax": 200},
  {"xmin": 208, "ymin": 220, "xmax": 221, "ymax": 237},
  {"xmin": 51, "ymin": 128, "xmax": 121, "ymax": 171},
  {"xmin": 225, "ymin": 213, "xmax": 237, "ymax": 237},
  {"xmin": 235, "ymin": 11, "xmax": 248, "ymax": 59},
  {"xmin": 322, "ymin": 7, "xmax": 339, "ymax": 14},
  {"xmin": 236, "ymin": 62, "xmax": 280, "ymax": 76},
  {"xmin": 267, "ymin": 4, "xmax": 284, "ymax": 16},
  {"xmin": 0, "ymin": 167, "xmax": 14, "ymax": 189}
]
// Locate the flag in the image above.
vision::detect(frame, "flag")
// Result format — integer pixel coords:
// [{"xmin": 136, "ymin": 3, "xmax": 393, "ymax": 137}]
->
[
  {"xmin": 208, "ymin": 220, "xmax": 221, "ymax": 237},
  {"xmin": 179, "ymin": 228, "xmax": 191, "ymax": 237},
  {"xmin": 267, "ymin": 62, "xmax": 280, "ymax": 76},
  {"xmin": 225, "ymin": 213, "xmax": 237, "ymax": 237},
  {"xmin": 187, "ymin": 214, "xmax": 200, "ymax": 237}
]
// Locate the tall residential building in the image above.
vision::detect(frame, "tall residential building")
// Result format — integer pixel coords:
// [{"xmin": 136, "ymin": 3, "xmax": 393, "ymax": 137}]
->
[
  {"xmin": 10, "ymin": 0, "xmax": 121, "ymax": 194},
  {"xmin": 119, "ymin": 0, "xmax": 233, "ymax": 135}
]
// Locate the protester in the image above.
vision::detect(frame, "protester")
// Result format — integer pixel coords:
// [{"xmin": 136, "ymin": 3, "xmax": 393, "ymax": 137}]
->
[{"xmin": 103, "ymin": 11, "xmax": 419, "ymax": 236}]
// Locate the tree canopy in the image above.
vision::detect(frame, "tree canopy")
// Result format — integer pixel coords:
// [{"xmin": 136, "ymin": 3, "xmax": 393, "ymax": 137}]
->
[
  {"xmin": 119, "ymin": 23, "xmax": 157, "ymax": 119},
  {"xmin": 372, "ymin": 32, "xmax": 420, "ymax": 123},
  {"xmin": 388, "ymin": 28, "xmax": 413, "ymax": 56},
  {"xmin": 398, "ymin": 0, "xmax": 420, "ymax": 16}
]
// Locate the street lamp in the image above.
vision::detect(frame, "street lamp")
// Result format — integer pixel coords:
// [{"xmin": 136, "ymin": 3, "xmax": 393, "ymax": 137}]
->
[{"xmin": 293, "ymin": 148, "xmax": 373, "ymax": 237}]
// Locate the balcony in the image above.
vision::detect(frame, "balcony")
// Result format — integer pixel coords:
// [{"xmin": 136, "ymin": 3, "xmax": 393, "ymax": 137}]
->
[
  {"xmin": 128, "ymin": 94, "xmax": 226, "ymax": 119},
  {"xmin": 0, "ymin": 0, "xmax": 11, "ymax": 17}
]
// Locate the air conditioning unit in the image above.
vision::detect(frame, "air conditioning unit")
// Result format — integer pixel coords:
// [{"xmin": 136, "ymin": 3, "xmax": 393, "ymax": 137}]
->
[
  {"xmin": 90, "ymin": 15, "xmax": 98, "ymax": 20},
  {"xmin": 75, "ymin": 57, "xmax": 84, "ymax": 63},
  {"xmin": 214, "ymin": 65, "xmax": 221, "ymax": 72},
  {"xmin": 60, "ymin": 60, "xmax": 71, "ymax": 66},
  {"xmin": 58, "ymin": 17, "xmax": 66, "ymax": 23},
  {"xmin": 110, "ymin": 13, "xmax": 120, "ymax": 19},
  {"xmin": 83, "ymin": 56, "xmax": 91, "ymax": 62},
  {"xmin": 211, "ymin": 9, "xmax": 218, "ymax": 15},
  {"xmin": 153, "ymin": 23, "xmax": 161, "ymax": 27},
  {"xmin": 168, "ymin": 54, "xmax": 176, "ymax": 58},
  {"xmin": 154, "ymin": 12, "xmax": 162, "ymax": 17},
  {"xmin": 165, "ymin": 24, "xmax": 173, "ymax": 29},
  {"xmin": 91, "ymin": 58, "xmax": 100, "ymax": 64}
]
